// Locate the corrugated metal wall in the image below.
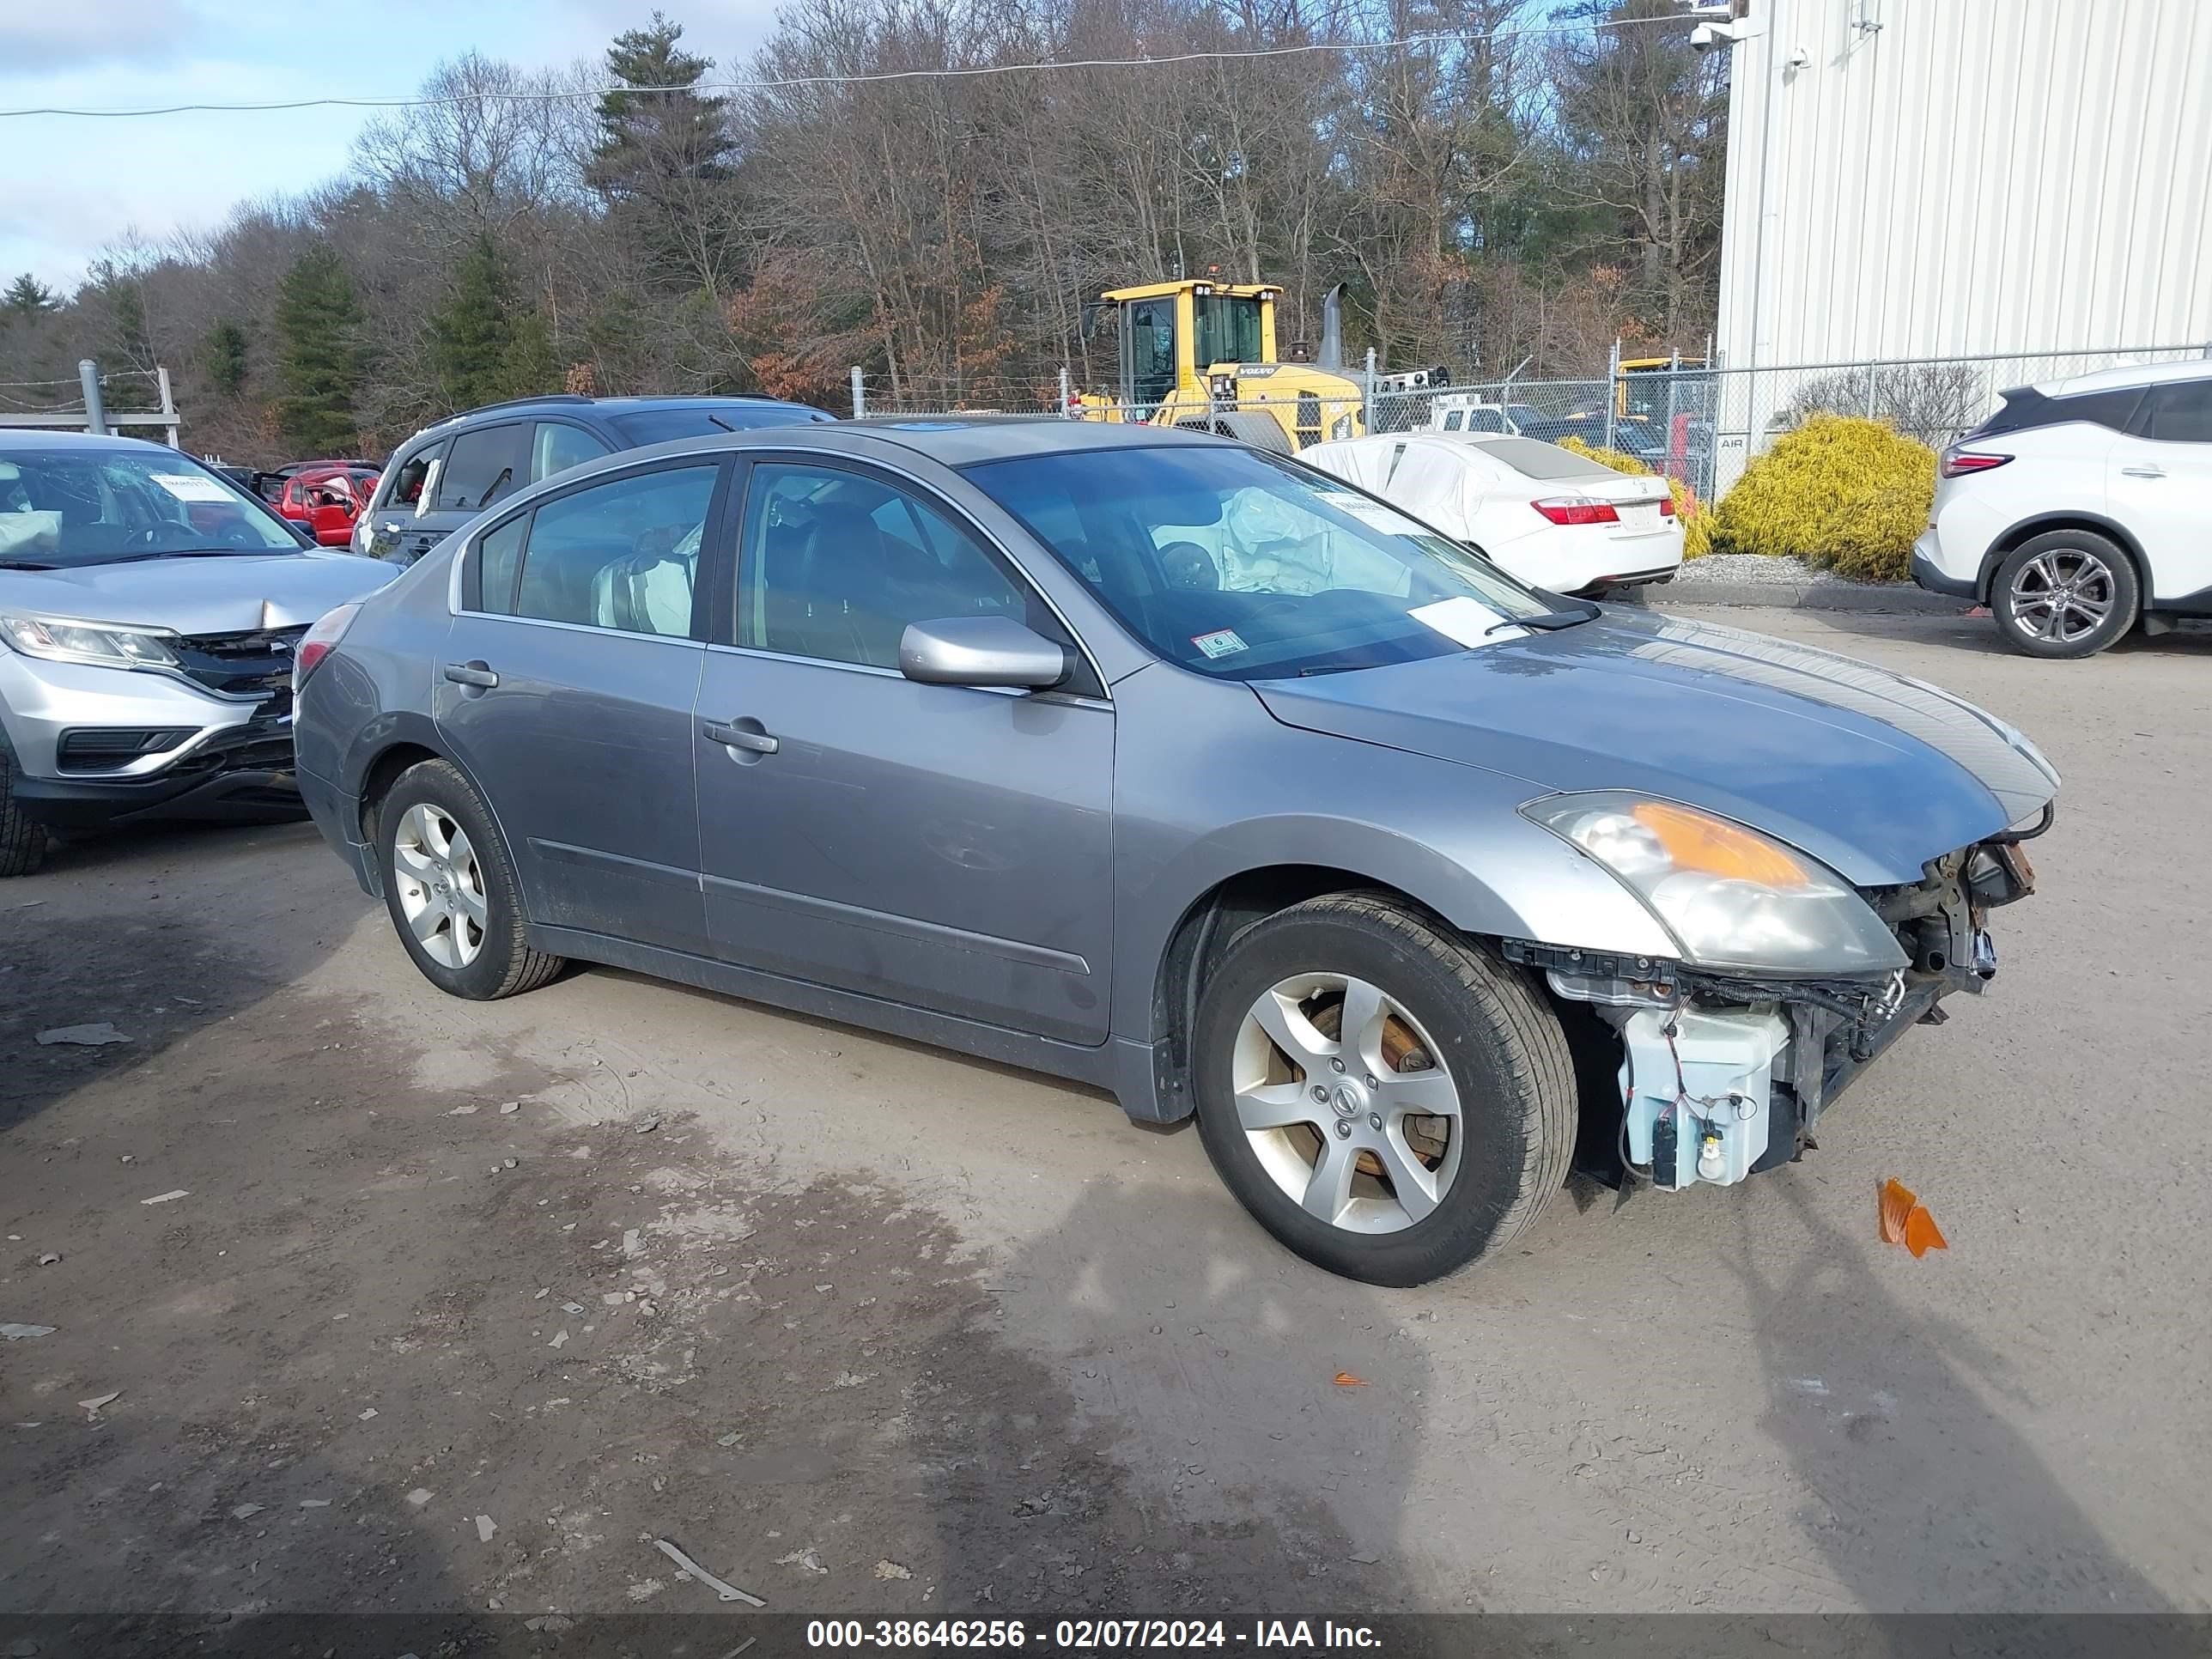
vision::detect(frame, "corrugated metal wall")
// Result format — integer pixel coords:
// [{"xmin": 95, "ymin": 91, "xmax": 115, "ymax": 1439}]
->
[{"xmin": 1715, "ymin": 0, "xmax": 2212, "ymax": 369}]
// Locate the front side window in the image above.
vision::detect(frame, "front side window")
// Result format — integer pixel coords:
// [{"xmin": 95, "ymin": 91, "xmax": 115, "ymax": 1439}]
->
[
  {"xmin": 736, "ymin": 463, "xmax": 1030, "ymax": 670},
  {"xmin": 487, "ymin": 465, "xmax": 720, "ymax": 638},
  {"xmin": 380, "ymin": 440, "xmax": 447, "ymax": 514},
  {"xmin": 0, "ymin": 449, "xmax": 299, "ymax": 569},
  {"xmin": 965, "ymin": 444, "xmax": 1553, "ymax": 681},
  {"xmin": 2137, "ymin": 380, "xmax": 2212, "ymax": 444},
  {"xmin": 434, "ymin": 423, "xmax": 532, "ymax": 514},
  {"xmin": 532, "ymin": 422, "xmax": 613, "ymax": 482}
]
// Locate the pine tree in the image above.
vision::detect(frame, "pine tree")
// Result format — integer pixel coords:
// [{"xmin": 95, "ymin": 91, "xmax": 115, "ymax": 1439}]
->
[
  {"xmin": 0, "ymin": 274, "xmax": 58, "ymax": 324},
  {"xmin": 203, "ymin": 318, "xmax": 251, "ymax": 398},
  {"xmin": 273, "ymin": 245, "xmax": 368, "ymax": 455},
  {"xmin": 588, "ymin": 13, "xmax": 739, "ymax": 295},
  {"xmin": 426, "ymin": 235, "xmax": 555, "ymax": 412}
]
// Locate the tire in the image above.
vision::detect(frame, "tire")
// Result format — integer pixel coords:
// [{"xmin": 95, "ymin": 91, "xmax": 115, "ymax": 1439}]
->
[
  {"xmin": 1990, "ymin": 530, "xmax": 2139, "ymax": 659},
  {"xmin": 374, "ymin": 758, "xmax": 563, "ymax": 1000},
  {"xmin": 0, "ymin": 740, "xmax": 49, "ymax": 878},
  {"xmin": 1190, "ymin": 893, "xmax": 1575, "ymax": 1285}
]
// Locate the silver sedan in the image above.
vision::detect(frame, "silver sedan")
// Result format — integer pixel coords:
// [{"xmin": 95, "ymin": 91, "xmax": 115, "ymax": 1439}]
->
[{"xmin": 292, "ymin": 419, "xmax": 2057, "ymax": 1284}]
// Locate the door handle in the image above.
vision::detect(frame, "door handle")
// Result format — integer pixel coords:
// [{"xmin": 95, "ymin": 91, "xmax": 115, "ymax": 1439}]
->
[
  {"xmin": 442, "ymin": 661, "xmax": 499, "ymax": 689},
  {"xmin": 2121, "ymin": 465, "xmax": 2166, "ymax": 478},
  {"xmin": 702, "ymin": 719, "xmax": 779, "ymax": 755}
]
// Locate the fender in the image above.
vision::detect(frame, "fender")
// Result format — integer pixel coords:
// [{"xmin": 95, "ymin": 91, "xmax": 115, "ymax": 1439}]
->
[{"xmin": 1977, "ymin": 510, "xmax": 2149, "ymax": 603}]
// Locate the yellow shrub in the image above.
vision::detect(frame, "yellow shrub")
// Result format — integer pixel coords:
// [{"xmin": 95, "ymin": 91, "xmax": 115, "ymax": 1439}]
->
[
  {"xmin": 1710, "ymin": 415, "xmax": 1936, "ymax": 581},
  {"xmin": 1557, "ymin": 435, "xmax": 1712, "ymax": 559}
]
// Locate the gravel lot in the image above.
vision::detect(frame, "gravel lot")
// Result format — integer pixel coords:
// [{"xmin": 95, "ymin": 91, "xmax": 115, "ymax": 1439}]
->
[{"xmin": 3, "ymin": 606, "xmax": 2207, "ymax": 1626}]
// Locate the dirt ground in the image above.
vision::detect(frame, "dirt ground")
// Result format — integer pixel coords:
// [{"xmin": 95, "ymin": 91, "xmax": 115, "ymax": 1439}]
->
[{"xmin": 3, "ymin": 606, "xmax": 2208, "ymax": 1633}]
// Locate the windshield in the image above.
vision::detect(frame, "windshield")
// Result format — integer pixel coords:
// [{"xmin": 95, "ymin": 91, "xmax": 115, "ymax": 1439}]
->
[
  {"xmin": 607, "ymin": 405, "xmax": 830, "ymax": 445},
  {"xmin": 1194, "ymin": 295, "xmax": 1264, "ymax": 368},
  {"xmin": 0, "ymin": 448, "xmax": 300, "ymax": 568},
  {"xmin": 964, "ymin": 444, "xmax": 1556, "ymax": 680}
]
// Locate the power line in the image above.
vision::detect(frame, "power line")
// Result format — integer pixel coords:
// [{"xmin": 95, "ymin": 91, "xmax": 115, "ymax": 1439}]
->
[{"xmin": 0, "ymin": 12, "xmax": 1686, "ymax": 119}]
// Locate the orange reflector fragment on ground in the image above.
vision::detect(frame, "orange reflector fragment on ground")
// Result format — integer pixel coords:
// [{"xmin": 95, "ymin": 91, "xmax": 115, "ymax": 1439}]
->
[
  {"xmin": 1333, "ymin": 1371, "xmax": 1368, "ymax": 1388},
  {"xmin": 1879, "ymin": 1178, "xmax": 1948, "ymax": 1257}
]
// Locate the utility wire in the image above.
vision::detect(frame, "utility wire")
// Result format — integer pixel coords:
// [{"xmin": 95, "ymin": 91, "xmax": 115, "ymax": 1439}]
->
[{"xmin": 0, "ymin": 12, "xmax": 1687, "ymax": 119}]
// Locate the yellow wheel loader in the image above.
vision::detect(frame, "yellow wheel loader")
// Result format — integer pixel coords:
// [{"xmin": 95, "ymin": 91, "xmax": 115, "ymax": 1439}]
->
[{"xmin": 1075, "ymin": 277, "xmax": 1367, "ymax": 453}]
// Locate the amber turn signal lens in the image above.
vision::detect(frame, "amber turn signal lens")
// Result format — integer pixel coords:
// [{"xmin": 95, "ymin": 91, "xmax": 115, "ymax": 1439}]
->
[
  {"xmin": 1879, "ymin": 1178, "xmax": 1948, "ymax": 1258},
  {"xmin": 1631, "ymin": 801, "xmax": 1810, "ymax": 888}
]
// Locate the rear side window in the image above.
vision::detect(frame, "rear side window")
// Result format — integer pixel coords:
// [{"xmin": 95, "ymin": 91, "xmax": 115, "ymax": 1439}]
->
[
  {"xmin": 1971, "ymin": 386, "xmax": 2144, "ymax": 439},
  {"xmin": 1468, "ymin": 437, "xmax": 1612, "ymax": 481},
  {"xmin": 2136, "ymin": 380, "xmax": 2212, "ymax": 444},
  {"xmin": 506, "ymin": 465, "xmax": 721, "ymax": 637},
  {"xmin": 380, "ymin": 440, "xmax": 447, "ymax": 512},
  {"xmin": 434, "ymin": 422, "xmax": 532, "ymax": 514}
]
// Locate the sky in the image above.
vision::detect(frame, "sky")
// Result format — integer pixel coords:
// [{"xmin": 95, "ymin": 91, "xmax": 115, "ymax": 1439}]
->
[{"xmin": 0, "ymin": 0, "xmax": 783, "ymax": 295}]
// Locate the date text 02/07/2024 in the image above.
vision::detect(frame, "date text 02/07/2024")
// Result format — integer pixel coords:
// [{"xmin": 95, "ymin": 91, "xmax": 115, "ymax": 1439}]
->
[{"xmin": 804, "ymin": 1618, "xmax": 1386, "ymax": 1650}]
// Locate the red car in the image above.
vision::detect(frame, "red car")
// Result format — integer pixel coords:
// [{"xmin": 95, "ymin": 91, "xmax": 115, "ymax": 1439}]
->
[{"xmin": 276, "ymin": 466, "xmax": 380, "ymax": 547}]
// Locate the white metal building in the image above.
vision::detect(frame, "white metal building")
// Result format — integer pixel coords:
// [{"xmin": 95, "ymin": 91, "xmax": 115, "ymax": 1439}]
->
[{"xmin": 1712, "ymin": 0, "xmax": 2212, "ymax": 408}]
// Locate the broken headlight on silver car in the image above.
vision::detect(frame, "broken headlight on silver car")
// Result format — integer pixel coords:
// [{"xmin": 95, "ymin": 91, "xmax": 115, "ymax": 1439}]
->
[{"xmin": 1522, "ymin": 792, "xmax": 1908, "ymax": 977}]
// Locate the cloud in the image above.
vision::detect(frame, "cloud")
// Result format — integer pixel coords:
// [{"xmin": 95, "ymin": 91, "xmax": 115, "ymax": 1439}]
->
[{"xmin": 0, "ymin": 0, "xmax": 204, "ymax": 74}]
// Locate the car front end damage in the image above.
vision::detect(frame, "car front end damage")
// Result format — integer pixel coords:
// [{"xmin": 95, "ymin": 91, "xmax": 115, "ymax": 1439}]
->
[{"xmin": 1504, "ymin": 810, "xmax": 2050, "ymax": 1191}]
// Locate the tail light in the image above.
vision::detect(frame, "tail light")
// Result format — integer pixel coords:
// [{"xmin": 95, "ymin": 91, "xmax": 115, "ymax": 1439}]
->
[
  {"xmin": 1531, "ymin": 496, "xmax": 1620, "ymax": 526},
  {"xmin": 1941, "ymin": 449, "xmax": 2013, "ymax": 479},
  {"xmin": 293, "ymin": 602, "xmax": 361, "ymax": 695},
  {"xmin": 1657, "ymin": 494, "xmax": 1677, "ymax": 517}
]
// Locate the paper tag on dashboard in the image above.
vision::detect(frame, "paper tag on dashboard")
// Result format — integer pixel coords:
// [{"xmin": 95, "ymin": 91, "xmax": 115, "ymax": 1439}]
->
[
  {"xmin": 1190, "ymin": 628, "xmax": 1249, "ymax": 659},
  {"xmin": 150, "ymin": 472, "xmax": 234, "ymax": 503},
  {"xmin": 1407, "ymin": 596, "xmax": 1523, "ymax": 648}
]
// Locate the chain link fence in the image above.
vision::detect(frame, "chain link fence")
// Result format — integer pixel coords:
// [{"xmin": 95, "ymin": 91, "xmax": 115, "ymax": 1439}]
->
[{"xmin": 859, "ymin": 341, "xmax": 2211, "ymax": 504}]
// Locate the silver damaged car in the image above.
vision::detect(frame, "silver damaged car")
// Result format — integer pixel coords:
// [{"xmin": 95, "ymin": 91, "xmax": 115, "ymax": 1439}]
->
[
  {"xmin": 1, "ymin": 432, "xmax": 398, "ymax": 876},
  {"xmin": 293, "ymin": 420, "xmax": 2058, "ymax": 1285}
]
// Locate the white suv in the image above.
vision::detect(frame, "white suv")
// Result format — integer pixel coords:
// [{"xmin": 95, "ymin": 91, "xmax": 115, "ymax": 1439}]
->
[{"xmin": 1912, "ymin": 360, "xmax": 2212, "ymax": 658}]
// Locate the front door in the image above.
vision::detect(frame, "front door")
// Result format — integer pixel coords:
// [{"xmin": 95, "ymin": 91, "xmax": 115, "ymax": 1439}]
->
[
  {"xmin": 2108, "ymin": 375, "xmax": 2212, "ymax": 603},
  {"xmin": 434, "ymin": 459, "xmax": 728, "ymax": 956},
  {"xmin": 694, "ymin": 459, "xmax": 1115, "ymax": 1045}
]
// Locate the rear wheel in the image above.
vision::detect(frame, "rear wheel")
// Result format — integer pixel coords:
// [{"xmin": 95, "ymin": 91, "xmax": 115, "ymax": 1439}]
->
[
  {"xmin": 1190, "ymin": 893, "xmax": 1575, "ymax": 1285},
  {"xmin": 0, "ymin": 741, "xmax": 49, "ymax": 878},
  {"xmin": 374, "ymin": 759, "xmax": 562, "ymax": 1000},
  {"xmin": 1990, "ymin": 530, "xmax": 2138, "ymax": 659}
]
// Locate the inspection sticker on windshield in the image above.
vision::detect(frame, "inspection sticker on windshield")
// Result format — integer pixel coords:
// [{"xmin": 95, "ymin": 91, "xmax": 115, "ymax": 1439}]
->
[
  {"xmin": 1190, "ymin": 628, "xmax": 1249, "ymax": 660},
  {"xmin": 1408, "ymin": 595, "xmax": 1524, "ymax": 648},
  {"xmin": 149, "ymin": 472, "xmax": 233, "ymax": 503},
  {"xmin": 1316, "ymin": 489, "xmax": 1427, "ymax": 537}
]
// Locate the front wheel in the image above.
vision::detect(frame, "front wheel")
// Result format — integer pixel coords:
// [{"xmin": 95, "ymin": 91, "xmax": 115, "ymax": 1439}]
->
[
  {"xmin": 0, "ymin": 741, "xmax": 49, "ymax": 878},
  {"xmin": 374, "ymin": 759, "xmax": 563, "ymax": 1000},
  {"xmin": 1190, "ymin": 894, "xmax": 1576, "ymax": 1285},
  {"xmin": 1990, "ymin": 531, "xmax": 2138, "ymax": 658}
]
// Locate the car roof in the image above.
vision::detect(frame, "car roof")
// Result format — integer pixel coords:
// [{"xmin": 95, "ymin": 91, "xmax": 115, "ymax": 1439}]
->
[
  {"xmin": 835, "ymin": 416, "xmax": 1224, "ymax": 467},
  {"xmin": 2033, "ymin": 358, "xmax": 2212, "ymax": 398},
  {"xmin": 419, "ymin": 392, "xmax": 823, "ymax": 430},
  {"xmin": 0, "ymin": 428, "xmax": 179, "ymax": 455}
]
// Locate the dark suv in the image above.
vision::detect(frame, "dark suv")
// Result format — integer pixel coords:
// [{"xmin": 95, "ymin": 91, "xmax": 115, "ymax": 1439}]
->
[{"xmin": 353, "ymin": 394, "xmax": 833, "ymax": 565}]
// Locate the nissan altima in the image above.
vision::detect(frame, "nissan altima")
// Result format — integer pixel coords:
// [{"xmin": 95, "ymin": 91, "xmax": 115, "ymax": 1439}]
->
[{"xmin": 292, "ymin": 419, "xmax": 2057, "ymax": 1285}]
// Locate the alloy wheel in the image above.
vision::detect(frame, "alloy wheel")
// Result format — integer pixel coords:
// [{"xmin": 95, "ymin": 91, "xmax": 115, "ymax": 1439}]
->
[
  {"xmin": 1231, "ymin": 973, "xmax": 1462, "ymax": 1234},
  {"xmin": 392, "ymin": 802, "xmax": 489, "ymax": 969},
  {"xmin": 2008, "ymin": 547, "xmax": 2117, "ymax": 647}
]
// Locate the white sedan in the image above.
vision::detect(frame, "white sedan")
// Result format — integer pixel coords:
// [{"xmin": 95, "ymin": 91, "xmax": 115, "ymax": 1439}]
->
[{"xmin": 1301, "ymin": 432, "xmax": 1683, "ymax": 596}]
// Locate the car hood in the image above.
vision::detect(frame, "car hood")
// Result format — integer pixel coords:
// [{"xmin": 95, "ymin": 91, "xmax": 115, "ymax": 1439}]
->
[
  {"xmin": 1253, "ymin": 611, "xmax": 2059, "ymax": 885},
  {"xmin": 0, "ymin": 552, "xmax": 397, "ymax": 635}
]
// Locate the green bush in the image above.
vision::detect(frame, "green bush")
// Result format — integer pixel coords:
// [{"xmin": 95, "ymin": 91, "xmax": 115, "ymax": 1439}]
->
[
  {"xmin": 1555, "ymin": 435, "xmax": 1712, "ymax": 559},
  {"xmin": 1711, "ymin": 415, "xmax": 1936, "ymax": 581}
]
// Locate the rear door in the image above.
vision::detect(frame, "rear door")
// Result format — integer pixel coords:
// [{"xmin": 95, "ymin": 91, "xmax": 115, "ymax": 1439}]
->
[
  {"xmin": 2107, "ymin": 376, "xmax": 2212, "ymax": 602},
  {"xmin": 434, "ymin": 458, "xmax": 730, "ymax": 956}
]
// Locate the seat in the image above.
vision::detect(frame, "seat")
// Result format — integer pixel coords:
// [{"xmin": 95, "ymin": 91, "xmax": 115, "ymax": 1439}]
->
[
  {"xmin": 588, "ymin": 533, "xmax": 696, "ymax": 635},
  {"xmin": 763, "ymin": 501, "xmax": 908, "ymax": 666}
]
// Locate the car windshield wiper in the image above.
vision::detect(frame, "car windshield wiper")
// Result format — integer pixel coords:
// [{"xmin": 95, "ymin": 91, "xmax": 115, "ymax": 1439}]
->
[
  {"xmin": 0, "ymin": 558, "xmax": 60, "ymax": 571},
  {"xmin": 1489, "ymin": 602, "xmax": 1600, "ymax": 635},
  {"xmin": 90, "ymin": 548, "xmax": 277, "ymax": 564},
  {"xmin": 707, "ymin": 413, "xmax": 738, "ymax": 433}
]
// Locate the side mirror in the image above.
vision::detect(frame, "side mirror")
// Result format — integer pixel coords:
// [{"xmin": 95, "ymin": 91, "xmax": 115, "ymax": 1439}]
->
[{"xmin": 899, "ymin": 617, "xmax": 1070, "ymax": 690}]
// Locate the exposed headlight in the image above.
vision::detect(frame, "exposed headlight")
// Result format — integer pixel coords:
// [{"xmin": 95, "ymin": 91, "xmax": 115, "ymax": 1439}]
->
[
  {"xmin": 1331, "ymin": 413, "xmax": 1355, "ymax": 441},
  {"xmin": 0, "ymin": 613, "xmax": 179, "ymax": 670},
  {"xmin": 1522, "ymin": 792, "xmax": 1908, "ymax": 976}
]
